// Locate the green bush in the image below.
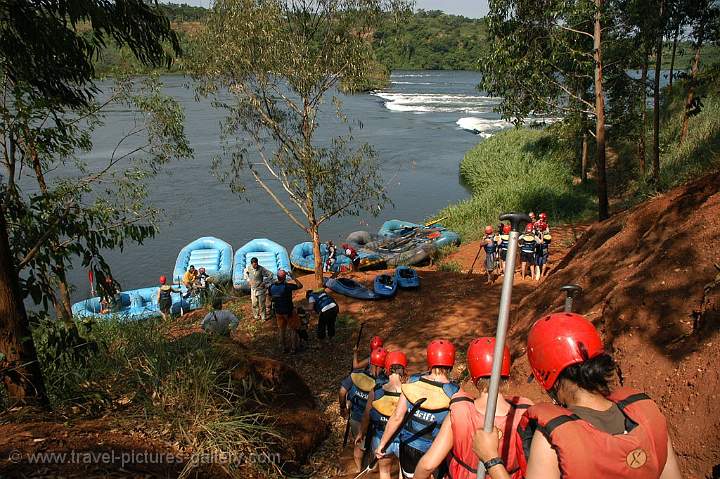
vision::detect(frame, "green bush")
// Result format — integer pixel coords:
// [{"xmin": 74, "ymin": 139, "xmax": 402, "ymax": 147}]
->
[{"xmin": 439, "ymin": 128, "xmax": 595, "ymax": 240}]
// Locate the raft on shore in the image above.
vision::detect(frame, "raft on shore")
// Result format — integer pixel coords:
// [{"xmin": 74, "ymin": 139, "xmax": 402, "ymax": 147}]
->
[
  {"xmin": 233, "ymin": 238, "xmax": 291, "ymax": 291},
  {"xmin": 71, "ymin": 286, "xmax": 198, "ymax": 320},
  {"xmin": 173, "ymin": 236, "xmax": 233, "ymax": 283}
]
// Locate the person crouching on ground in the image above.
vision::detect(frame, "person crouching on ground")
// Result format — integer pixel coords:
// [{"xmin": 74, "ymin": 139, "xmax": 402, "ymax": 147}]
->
[
  {"xmin": 358, "ymin": 350, "xmax": 408, "ymax": 479},
  {"xmin": 306, "ymin": 288, "xmax": 339, "ymax": 344},
  {"xmin": 156, "ymin": 275, "xmax": 180, "ymax": 321},
  {"xmin": 244, "ymin": 257, "xmax": 273, "ymax": 321},
  {"xmin": 376, "ymin": 339, "xmax": 460, "ymax": 479},
  {"xmin": 268, "ymin": 269, "xmax": 303, "ymax": 353},
  {"xmin": 200, "ymin": 297, "xmax": 239, "ymax": 336},
  {"xmin": 183, "ymin": 265, "xmax": 197, "ymax": 290},
  {"xmin": 340, "ymin": 347, "xmax": 388, "ymax": 472},
  {"xmin": 472, "ymin": 312, "xmax": 682, "ymax": 479},
  {"xmin": 414, "ymin": 338, "xmax": 532, "ymax": 479}
]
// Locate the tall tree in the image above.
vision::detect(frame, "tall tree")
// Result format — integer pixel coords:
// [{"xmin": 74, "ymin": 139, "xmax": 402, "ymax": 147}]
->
[
  {"xmin": 652, "ymin": 0, "xmax": 667, "ymax": 182},
  {"xmin": 479, "ymin": 0, "xmax": 611, "ymax": 219},
  {"xmin": 192, "ymin": 0, "xmax": 406, "ymax": 284},
  {"xmin": 0, "ymin": 0, "xmax": 180, "ymax": 405}
]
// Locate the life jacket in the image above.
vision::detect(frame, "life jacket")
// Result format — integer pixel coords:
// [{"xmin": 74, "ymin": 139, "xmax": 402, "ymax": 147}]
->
[
  {"xmin": 540, "ymin": 235, "xmax": 551, "ymax": 255},
  {"xmin": 483, "ymin": 235, "xmax": 497, "ymax": 254},
  {"xmin": 447, "ymin": 392, "xmax": 531, "ymax": 479},
  {"xmin": 400, "ymin": 374, "xmax": 460, "ymax": 452},
  {"xmin": 310, "ymin": 291, "xmax": 335, "ymax": 313},
  {"xmin": 520, "ymin": 234, "xmax": 537, "ymax": 254},
  {"xmin": 347, "ymin": 371, "xmax": 376, "ymax": 421},
  {"xmin": 158, "ymin": 285, "xmax": 172, "ymax": 303},
  {"xmin": 370, "ymin": 385, "xmax": 402, "ymax": 440},
  {"xmin": 516, "ymin": 388, "xmax": 669, "ymax": 479},
  {"xmin": 499, "ymin": 234, "xmax": 510, "ymax": 251}
]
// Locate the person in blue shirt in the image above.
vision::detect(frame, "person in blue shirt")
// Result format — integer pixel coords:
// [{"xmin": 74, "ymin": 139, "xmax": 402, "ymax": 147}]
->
[{"xmin": 268, "ymin": 270, "xmax": 303, "ymax": 353}]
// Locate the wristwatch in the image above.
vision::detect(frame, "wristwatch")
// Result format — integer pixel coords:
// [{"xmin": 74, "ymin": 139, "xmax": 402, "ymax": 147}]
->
[{"xmin": 483, "ymin": 457, "xmax": 504, "ymax": 471}]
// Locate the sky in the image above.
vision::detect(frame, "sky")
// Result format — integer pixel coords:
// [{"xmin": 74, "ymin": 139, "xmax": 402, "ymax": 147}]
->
[{"xmin": 163, "ymin": 0, "xmax": 489, "ymax": 18}]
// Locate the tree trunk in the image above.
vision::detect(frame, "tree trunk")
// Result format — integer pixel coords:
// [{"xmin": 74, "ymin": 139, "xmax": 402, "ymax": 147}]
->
[
  {"xmin": 0, "ymin": 202, "xmax": 48, "ymax": 406},
  {"xmin": 669, "ymin": 23, "xmax": 680, "ymax": 87},
  {"xmin": 594, "ymin": 0, "xmax": 609, "ymax": 220},
  {"xmin": 311, "ymin": 224, "xmax": 324, "ymax": 287},
  {"xmin": 638, "ymin": 49, "xmax": 649, "ymax": 175},
  {"xmin": 581, "ymin": 129, "xmax": 589, "ymax": 183},
  {"xmin": 680, "ymin": 25, "xmax": 704, "ymax": 144},
  {"xmin": 652, "ymin": 0, "xmax": 665, "ymax": 183}
]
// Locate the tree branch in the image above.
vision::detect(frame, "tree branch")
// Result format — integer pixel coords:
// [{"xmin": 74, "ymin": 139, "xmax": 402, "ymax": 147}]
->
[{"xmin": 249, "ymin": 168, "xmax": 308, "ymax": 232}]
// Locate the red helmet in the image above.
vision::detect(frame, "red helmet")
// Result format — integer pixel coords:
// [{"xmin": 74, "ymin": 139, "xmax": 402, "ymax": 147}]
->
[
  {"xmin": 502, "ymin": 224, "xmax": 511, "ymax": 234},
  {"xmin": 540, "ymin": 212, "xmax": 548, "ymax": 220},
  {"xmin": 277, "ymin": 269, "xmax": 287, "ymax": 281},
  {"xmin": 484, "ymin": 225, "xmax": 493, "ymax": 235},
  {"xmin": 370, "ymin": 347, "xmax": 388, "ymax": 367},
  {"xmin": 427, "ymin": 339, "xmax": 456, "ymax": 369},
  {"xmin": 537, "ymin": 221, "xmax": 548, "ymax": 231},
  {"xmin": 385, "ymin": 351, "xmax": 408, "ymax": 371},
  {"xmin": 370, "ymin": 336, "xmax": 384, "ymax": 350},
  {"xmin": 525, "ymin": 223, "xmax": 534, "ymax": 233},
  {"xmin": 159, "ymin": 275, "xmax": 167, "ymax": 285},
  {"xmin": 467, "ymin": 337, "xmax": 510, "ymax": 381},
  {"xmin": 527, "ymin": 312, "xmax": 604, "ymax": 391}
]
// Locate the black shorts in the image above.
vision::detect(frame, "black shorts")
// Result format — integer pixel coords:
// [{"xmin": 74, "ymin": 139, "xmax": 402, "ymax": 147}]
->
[
  {"xmin": 499, "ymin": 249, "xmax": 507, "ymax": 261},
  {"xmin": 400, "ymin": 443, "xmax": 446, "ymax": 479},
  {"xmin": 521, "ymin": 251, "xmax": 535, "ymax": 263}
]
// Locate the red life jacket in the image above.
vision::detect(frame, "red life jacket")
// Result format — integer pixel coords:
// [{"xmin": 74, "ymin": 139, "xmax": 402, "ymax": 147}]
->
[
  {"xmin": 516, "ymin": 387, "xmax": 668, "ymax": 479},
  {"xmin": 447, "ymin": 391, "xmax": 531, "ymax": 479}
]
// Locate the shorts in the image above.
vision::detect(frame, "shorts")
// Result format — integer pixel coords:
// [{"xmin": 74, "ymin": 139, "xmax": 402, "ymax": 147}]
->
[
  {"xmin": 484, "ymin": 252, "xmax": 495, "ymax": 272},
  {"xmin": 276, "ymin": 311, "xmax": 300, "ymax": 329},
  {"xmin": 159, "ymin": 299, "xmax": 172, "ymax": 314},
  {"xmin": 499, "ymin": 249, "xmax": 508, "ymax": 261},
  {"xmin": 371, "ymin": 435, "xmax": 400, "ymax": 458},
  {"xmin": 521, "ymin": 251, "xmax": 535, "ymax": 263},
  {"xmin": 400, "ymin": 443, "xmax": 445, "ymax": 478},
  {"xmin": 536, "ymin": 254, "xmax": 549, "ymax": 266}
]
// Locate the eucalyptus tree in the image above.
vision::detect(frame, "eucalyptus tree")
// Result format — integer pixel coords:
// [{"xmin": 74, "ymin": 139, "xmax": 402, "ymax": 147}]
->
[
  {"xmin": 480, "ymin": 0, "xmax": 611, "ymax": 219},
  {"xmin": 0, "ymin": 0, "xmax": 182, "ymax": 406},
  {"xmin": 193, "ymin": 0, "xmax": 408, "ymax": 284}
]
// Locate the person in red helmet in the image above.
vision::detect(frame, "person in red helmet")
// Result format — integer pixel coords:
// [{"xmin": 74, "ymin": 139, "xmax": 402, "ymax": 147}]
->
[
  {"xmin": 482, "ymin": 226, "xmax": 498, "ymax": 283},
  {"xmin": 472, "ymin": 313, "xmax": 682, "ymax": 479},
  {"xmin": 342, "ymin": 347, "xmax": 388, "ymax": 472},
  {"xmin": 414, "ymin": 338, "xmax": 532, "ymax": 479},
  {"xmin": 358, "ymin": 350, "xmax": 408, "ymax": 479},
  {"xmin": 519, "ymin": 222, "xmax": 539, "ymax": 280},
  {"xmin": 156, "ymin": 275, "xmax": 180, "ymax": 320},
  {"xmin": 342, "ymin": 242, "xmax": 361, "ymax": 271},
  {"xmin": 498, "ymin": 224, "xmax": 512, "ymax": 276},
  {"xmin": 376, "ymin": 339, "xmax": 460, "ymax": 479},
  {"xmin": 534, "ymin": 224, "xmax": 551, "ymax": 281},
  {"xmin": 353, "ymin": 335, "xmax": 384, "ymax": 370}
]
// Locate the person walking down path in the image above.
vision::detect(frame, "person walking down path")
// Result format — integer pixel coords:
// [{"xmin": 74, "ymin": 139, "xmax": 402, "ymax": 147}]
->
[
  {"xmin": 376, "ymin": 339, "xmax": 460, "ymax": 479},
  {"xmin": 354, "ymin": 335, "xmax": 385, "ymax": 370},
  {"xmin": 244, "ymin": 257, "xmax": 273, "ymax": 322},
  {"xmin": 200, "ymin": 297, "xmax": 240, "ymax": 336},
  {"xmin": 268, "ymin": 269, "xmax": 303, "ymax": 353},
  {"xmin": 306, "ymin": 288, "xmax": 339, "ymax": 343},
  {"xmin": 472, "ymin": 313, "xmax": 682, "ymax": 479},
  {"xmin": 340, "ymin": 347, "xmax": 389, "ymax": 473},
  {"xmin": 156, "ymin": 275, "xmax": 180, "ymax": 321},
  {"xmin": 482, "ymin": 225, "xmax": 498, "ymax": 283},
  {"xmin": 358, "ymin": 350, "xmax": 408, "ymax": 479},
  {"xmin": 498, "ymin": 224, "xmax": 511, "ymax": 276},
  {"xmin": 414, "ymin": 338, "xmax": 533, "ymax": 479},
  {"xmin": 535, "ymin": 225, "xmax": 551, "ymax": 281}
]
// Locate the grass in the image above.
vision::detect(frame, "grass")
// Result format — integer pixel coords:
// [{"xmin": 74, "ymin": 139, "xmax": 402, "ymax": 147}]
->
[
  {"xmin": 439, "ymin": 128, "xmax": 596, "ymax": 241},
  {"xmin": 437, "ymin": 261, "xmax": 463, "ymax": 273},
  {"xmin": 28, "ymin": 314, "xmax": 280, "ymax": 478}
]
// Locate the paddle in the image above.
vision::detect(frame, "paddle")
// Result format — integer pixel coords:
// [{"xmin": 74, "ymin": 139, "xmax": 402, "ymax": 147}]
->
[
  {"xmin": 477, "ymin": 213, "xmax": 531, "ymax": 479},
  {"xmin": 353, "ymin": 397, "xmax": 427, "ymax": 479},
  {"xmin": 343, "ymin": 322, "xmax": 366, "ymax": 448}
]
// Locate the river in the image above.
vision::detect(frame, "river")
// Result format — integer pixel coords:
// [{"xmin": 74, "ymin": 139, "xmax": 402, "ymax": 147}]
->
[{"xmin": 65, "ymin": 70, "xmax": 523, "ymax": 299}]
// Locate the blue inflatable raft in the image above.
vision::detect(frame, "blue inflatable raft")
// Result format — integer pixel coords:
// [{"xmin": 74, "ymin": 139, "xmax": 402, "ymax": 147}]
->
[
  {"xmin": 71, "ymin": 286, "xmax": 198, "ymax": 320},
  {"xmin": 378, "ymin": 219, "xmax": 460, "ymax": 248},
  {"xmin": 373, "ymin": 274, "xmax": 398, "ymax": 298},
  {"xmin": 290, "ymin": 242, "xmax": 353, "ymax": 273},
  {"xmin": 395, "ymin": 266, "xmax": 420, "ymax": 289},
  {"xmin": 173, "ymin": 237, "xmax": 233, "ymax": 283},
  {"xmin": 233, "ymin": 238, "xmax": 292, "ymax": 291},
  {"xmin": 325, "ymin": 277, "xmax": 378, "ymax": 300},
  {"xmin": 346, "ymin": 231, "xmax": 436, "ymax": 267}
]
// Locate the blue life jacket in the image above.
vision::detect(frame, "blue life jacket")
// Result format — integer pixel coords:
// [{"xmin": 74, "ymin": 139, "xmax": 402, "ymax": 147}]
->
[
  {"xmin": 347, "ymin": 370, "xmax": 376, "ymax": 421},
  {"xmin": 399, "ymin": 374, "xmax": 460, "ymax": 452},
  {"xmin": 370, "ymin": 385, "xmax": 402, "ymax": 440},
  {"xmin": 541, "ymin": 237, "xmax": 551, "ymax": 255},
  {"xmin": 520, "ymin": 234, "xmax": 537, "ymax": 254},
  {"xmin": 499, "ymin": 234, "xmax": 510, "ymax": 251},
  {"xmin": 483, "ymin": 235, "xmax": 496, "ymax": 254},
  {"xmin": 309, "ymin": 291, "xmax": 335, "ymax": 313}
]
